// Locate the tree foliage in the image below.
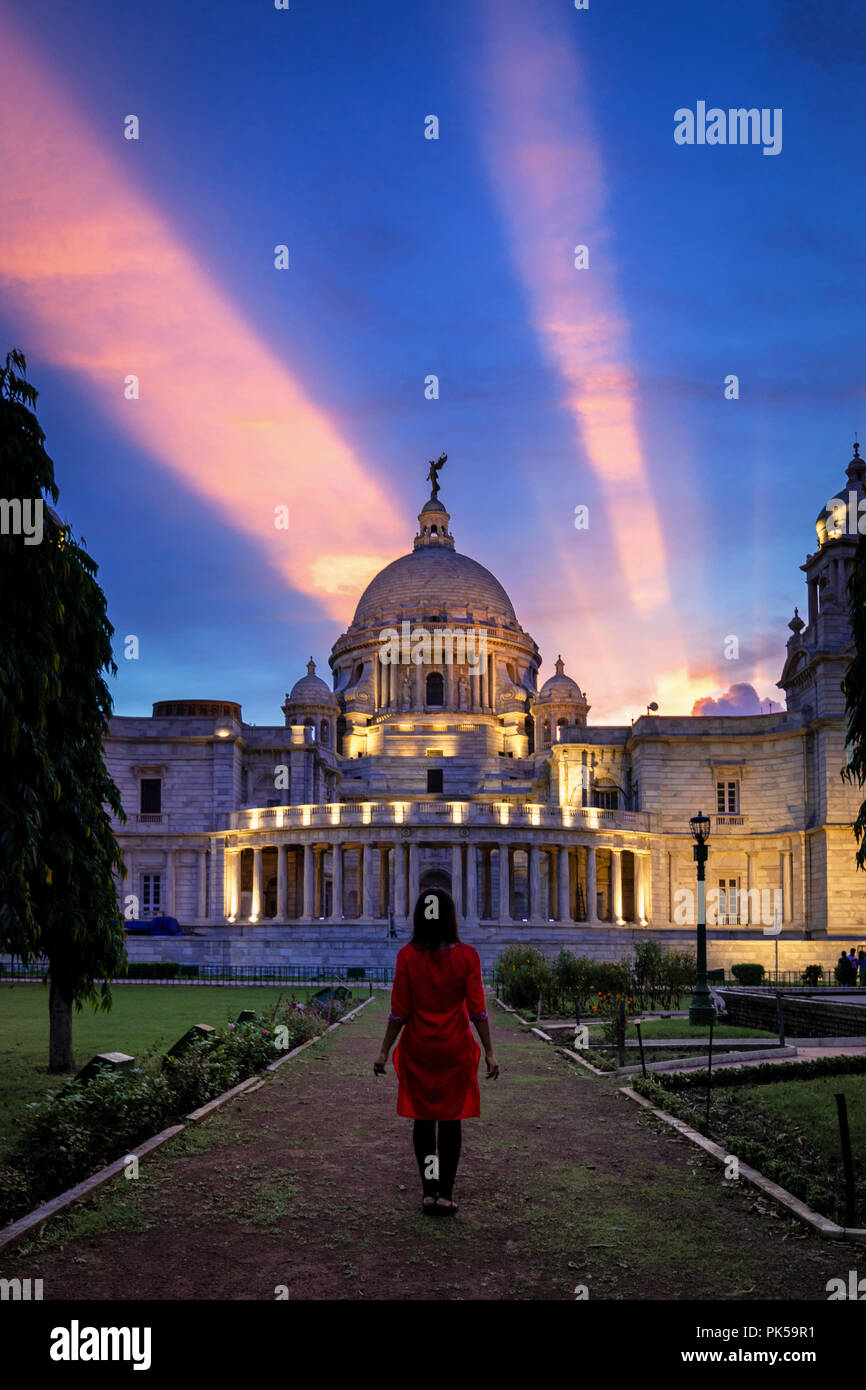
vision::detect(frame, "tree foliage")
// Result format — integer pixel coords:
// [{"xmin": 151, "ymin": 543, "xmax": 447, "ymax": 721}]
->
[{"xmin": 0, "ymin": 350, "xmax": 126, "ymax": 1068}]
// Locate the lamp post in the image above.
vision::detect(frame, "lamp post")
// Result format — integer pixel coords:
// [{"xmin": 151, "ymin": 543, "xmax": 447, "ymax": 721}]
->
[{"xmin": 688, "ymin": 811, "xmax": 715, "ymax": 1024}]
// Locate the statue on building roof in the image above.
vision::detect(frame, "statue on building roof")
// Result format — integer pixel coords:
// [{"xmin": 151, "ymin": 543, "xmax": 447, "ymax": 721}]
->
[{"xmin": 426, "ymin": 452, "xmax": 447, "ymax": 499}]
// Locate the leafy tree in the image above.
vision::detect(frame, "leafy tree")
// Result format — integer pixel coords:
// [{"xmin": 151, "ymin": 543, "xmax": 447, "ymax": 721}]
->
[{"xmin": 0, "ymin": 350, "xmax": 126, "ymax": 1071}]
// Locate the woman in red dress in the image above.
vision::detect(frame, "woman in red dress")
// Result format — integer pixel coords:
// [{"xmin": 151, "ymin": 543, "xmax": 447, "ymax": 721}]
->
[{"xmin": 373, "ymin": 888, "xmax": 499, "ymax": 1214}]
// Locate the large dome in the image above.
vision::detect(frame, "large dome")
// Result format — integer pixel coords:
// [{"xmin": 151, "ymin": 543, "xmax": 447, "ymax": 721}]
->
[
  {"xmin": 352, "ymin": 546, "xmax": 517, "ymax": 628},
  {"xmin": 350, "ymin": 491, "xmax": 519, "ymax": 630}
]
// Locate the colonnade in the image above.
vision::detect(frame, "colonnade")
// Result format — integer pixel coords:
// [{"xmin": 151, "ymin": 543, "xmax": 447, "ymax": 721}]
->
[
  {"xmin": 223, "ymin": 839, "xmax": 651, "ymax": 926},
  {"xmin": 375, "ymin": 654, "xmax": 497, "ymax": 714}
]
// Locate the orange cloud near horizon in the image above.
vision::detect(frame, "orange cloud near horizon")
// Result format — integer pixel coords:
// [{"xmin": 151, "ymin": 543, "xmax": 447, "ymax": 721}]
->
[{"xmin": 0, "ymin": 24, "xmax": 406, "ymax": 618}]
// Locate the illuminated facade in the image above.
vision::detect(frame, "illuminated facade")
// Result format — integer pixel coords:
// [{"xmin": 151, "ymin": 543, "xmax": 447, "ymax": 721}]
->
[{"xmin": 109, "ymin": 451, "xmax": 866, "ymax": 971}]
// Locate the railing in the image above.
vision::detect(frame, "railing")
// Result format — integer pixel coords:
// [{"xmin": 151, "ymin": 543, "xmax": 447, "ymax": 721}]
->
[{"xmin": 227, "ymin": 802, "xmax": 655, "ymax": 833}]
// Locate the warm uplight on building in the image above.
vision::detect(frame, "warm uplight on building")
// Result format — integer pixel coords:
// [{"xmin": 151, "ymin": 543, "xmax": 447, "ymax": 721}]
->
[
  {"xmin": 529, "ymin": 804, "xmax": 540, "ymax": 826},
  {"xmin": 249, "ymin": 914, "xmax": 258, "ymax": 924},
  {"xmin": 362, "ymin": 802, "xmax": 372, "ymax": 824},
  {"xmin": 451, "ymin": 803, "xmax": 463, "ymax": 824},
  {"xmin": 394, "ymin": 803, "xmax": 406, "ymax": 824},
  {"xmin": 330, "ymin": 803, "xmax": 340, "ymax": 825},
  {"xmin": 249, "ymin": 810, "xmax": 260, "ymax": 831},
  {"xmin": 562, "ymin": 807, "xmax": 572, "ymax": 828},
  {"xmin": 301, "ymin": 806, "xmax": 311, "ymax": 826},
  {"xmin": 216, "ymin": 728, "xmax": 231, "ymax": 738},
  {"xmin": 498, "ymin": 803, "xmax": 510, "ymax": 826}
]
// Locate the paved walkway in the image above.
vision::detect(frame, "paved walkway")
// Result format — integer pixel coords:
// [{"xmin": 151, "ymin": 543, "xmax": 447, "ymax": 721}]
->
[{"xmin": 0, "ymin": 993, "xmax": 858, "ymax": 1300}]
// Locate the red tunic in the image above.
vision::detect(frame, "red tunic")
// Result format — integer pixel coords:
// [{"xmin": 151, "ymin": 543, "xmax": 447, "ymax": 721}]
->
[{"xmin": 389, "ymin": 941, "xmax": 488, "ymax": 1120}]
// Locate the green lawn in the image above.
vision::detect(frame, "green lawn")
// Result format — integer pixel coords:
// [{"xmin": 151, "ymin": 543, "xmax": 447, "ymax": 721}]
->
[
  {"xmin": 0, "ymin": 983, "xmax": 333, "ymax": 1160},
  {"xmin": 625, "ymin": 1019, "xmax": 777, "ymax": 1039},
  {"xmin": 748, "ymin": 1073, "xmax": 866, "ymax": 1164}
]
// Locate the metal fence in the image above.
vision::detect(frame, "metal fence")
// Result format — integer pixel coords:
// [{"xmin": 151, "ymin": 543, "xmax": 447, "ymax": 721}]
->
[{"xmin": 1, "ymin": 959, "xmax": 500, "ymax": 987}]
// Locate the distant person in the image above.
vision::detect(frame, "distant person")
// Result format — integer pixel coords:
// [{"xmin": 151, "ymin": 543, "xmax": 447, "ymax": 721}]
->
[
  {"xmin": 858, "ymin": 950, "xmax": 866, "ymax": 986},
  {"xmin": 373, "ymin": 888, "xmax": 499, "ymax": 1215},
  {"xmin": 835, "ymin": 952, "xmax": 852, "ymax": 986},
  {"xmin": 847, "ymin": 950, "xmax": 859, "ymax": 983}
]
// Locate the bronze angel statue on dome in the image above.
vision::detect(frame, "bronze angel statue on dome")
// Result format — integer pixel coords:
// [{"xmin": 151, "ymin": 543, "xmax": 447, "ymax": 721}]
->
[{"xmin": 426, "ymin": 453, "xmax": 447, "ymax": 498}]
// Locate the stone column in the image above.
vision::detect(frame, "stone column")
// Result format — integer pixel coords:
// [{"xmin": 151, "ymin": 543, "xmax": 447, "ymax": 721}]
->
[
  {"xmin": 586, "ymin": 845, "xmax": 598, "ymax": 923},
  {"xmin": 611, "ymin": 849, "xmax": 623, "ymax": 923},
  {"xmin": 225, "ymin": 849, "xmax": 238, "ymax": 920},
  {"xmin": 302, "ymin": 843, "xmax": 314, "ymax": 920},
  {"xmin": 451, "ymin": 844, "xmax": 464, "ymax": 917},
  {"xmin": 395, "ymin": 841, "xmax": 406, "ymax": 922},
  {"xmin": 498, "ymin": 844, "xmax": 512, "ymax": 924},
  {"xmin": 314, "ymin": 846, "xmax": 324, "ymax": 918},
  {"xmin": 414, "ymin": 660, "xmax": 424, "ymax": 711},
  {"xmin": 528, "ymin": 843, "xmax": 541, "ymax": 922},
  {"xmin": 446, "ymin": 663, "xmax": 456, "ymax": 709},
  {"xmin": 165, "ymin": 848, "xmax": 177, "ymax": 917},
  {"xmin": 362, "ymin": 843, "xmax": 376, "ymax": 919},
  {"xmin": 465, "ymin": 842, "xmax": 478, "ymax": 925},
  {"xmin": 470, "ymin": 669, "xmax": 481, "ymax": 712},
  {"xmin": 785, "ymin": 850, "xmax": 794, "ymax": 924},
  {"xmin": 744, "ymin": 851, "xmax": 756, "ymax": 925},
  {"xmin": 379, "ymin": 846, "xmax": 390, "ymax": 918},
  {"xmin": 488, "ymin": 653, "xmax": 496, "ymax": 711},
  {"xmin": 408, "ymin": 841, "xmax": 420, "ymax": 916},
  {"xmin": 481, "ymin": 847, "xmax": 492, "ymax": 920},
  {"xmin": 276, "ymin": 844, "xmax": 287, "ymax": 920},
  {"xmin": 634, "ymin": 852, "xmax": 644, "ymax": 923},
  {"xmin": 197, "ymin": 849, "xmax": 208, "ymax": 919},
  {"xmin": 329, "ymin": 842, "xmax": 343, "ymax": 921},
  {"xmin": 251, "ymin": 846, "xmax": 263, "ymax": 921},
  {"xmin": 557, "ymin": 845, "xmax": 571, "ymax": 923}
]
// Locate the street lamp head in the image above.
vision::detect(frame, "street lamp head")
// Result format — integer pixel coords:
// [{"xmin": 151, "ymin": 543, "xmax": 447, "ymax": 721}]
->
[{"xmin": 690, "ymin": 810, "xmax": 711, "ymax": 844}]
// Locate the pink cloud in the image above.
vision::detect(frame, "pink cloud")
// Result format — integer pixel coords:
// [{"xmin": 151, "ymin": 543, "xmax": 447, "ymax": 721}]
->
[
  {"xmin": 691, "ymin": 683, "xmax": 783, "ymax": 717},
  {"xmin": 0, "ymin": 21, "xmax": 406, "ymax": 619}
]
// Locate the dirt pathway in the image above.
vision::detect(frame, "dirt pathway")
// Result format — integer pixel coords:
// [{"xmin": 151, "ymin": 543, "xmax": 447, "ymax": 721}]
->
[{"xmin": 1, "ymin": 993, "xmax": 857, "ymax": 1301}]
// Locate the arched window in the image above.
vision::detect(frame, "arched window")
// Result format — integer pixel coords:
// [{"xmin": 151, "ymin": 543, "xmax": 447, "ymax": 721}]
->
[
  {"xmin": 336, "ymin": 715, "xmax": 346, "ymax": 755},
  {"xmin": 556, "ymin": 717, "xmax": 567, "ymax": 742},
  {"xmin": 304, "ymin": 719, "xmax": 316, "ymax": 741},
  {"xmin": 426, "ymin": 671, "xmax": 444, "ymax": 706},
  {"xmin": 542, "ymin": 721, "xmax": 551, "ymax": 746},
  {"xmin": 525, "ymin": 714, "xmax": 535, "ymax": 755},
  {"xmin": 320, "ymin": 718, "xmax": 330, "ymax": 746}
]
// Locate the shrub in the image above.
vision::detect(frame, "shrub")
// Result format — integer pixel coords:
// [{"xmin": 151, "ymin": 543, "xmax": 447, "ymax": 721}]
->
[
  {"xmin": 0, "ymin": 1001, "xmax": 331, "ymax": 1227},
  {"xmin": 494, "ymin": 945, "xmax": 554, "ymax": 1010},
  {"xmin": 731, "ymin": 962, "xmax": 765, "ymax": 986},
  {"xmin": 122, "ymin": 962, "xmax": 180, "ymax": 979},
  {"xmin": 802, "ymin": 964, "xmax": 823, "ymax": 986},
  {"xmin": 551, "ymin": 951, "xmax": 595, "ymax": 1010}
]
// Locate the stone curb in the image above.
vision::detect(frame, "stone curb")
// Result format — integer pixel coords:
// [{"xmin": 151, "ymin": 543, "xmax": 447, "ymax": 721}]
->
[
  {"xmin": 619, "ymin": 1085, "xmax": 866, "ymax": 1245},
  {"xmin": 493, "ymin": 997, "xmax": 537, "ymax": 1028},
  {"xmin": 555, "ymin": 1046, "xmax": 609, "ymax": 1077},
  {"xmin": 0, "ymin": 1125, "xmax": 186, "ymax": 1256}
]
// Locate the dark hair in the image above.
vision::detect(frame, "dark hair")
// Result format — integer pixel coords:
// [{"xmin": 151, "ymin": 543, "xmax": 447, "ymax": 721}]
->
[{"xmin": 411, "ymin": 888, "xmax": 460, "ymax": 952}]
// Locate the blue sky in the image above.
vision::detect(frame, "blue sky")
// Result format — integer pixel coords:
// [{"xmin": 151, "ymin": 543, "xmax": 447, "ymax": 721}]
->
[{"xmin": 1, "ymin": 0, "xmax": 864, "ymax": 724}]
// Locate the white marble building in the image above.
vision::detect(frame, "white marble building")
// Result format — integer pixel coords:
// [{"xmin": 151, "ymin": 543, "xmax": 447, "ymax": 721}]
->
[{"xmin": 111, "ymin": 449, "xmax": 866, "ymax": 972}]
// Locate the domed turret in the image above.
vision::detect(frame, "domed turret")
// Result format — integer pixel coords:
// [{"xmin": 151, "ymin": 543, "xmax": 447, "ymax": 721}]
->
[
  {"xmin": 531, "ymin": 656, "xmax": 589, "ymax": 748},
  {"xmin": 815, "ymin": 442, "xmax": 866, "ymax": 546},
  {"xmin": 282, "ymin": 658, "xmax": 339, "ymax": 746}
]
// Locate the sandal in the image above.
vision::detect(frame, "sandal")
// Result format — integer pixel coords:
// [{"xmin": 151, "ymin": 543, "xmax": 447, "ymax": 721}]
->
[
  {"xmin": 435, "ymin": 1197, "xmax": 458, "ymax": 1214},
  {"xmin": 422, "ymin": 1195, "xmax": 438, "ymax": 1214}
]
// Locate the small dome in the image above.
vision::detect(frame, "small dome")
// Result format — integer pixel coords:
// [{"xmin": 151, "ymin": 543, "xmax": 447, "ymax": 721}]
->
[
  {"xmin": 815, "ymin": 442, "xmax": 866, "ymax": 544},
  {"xmin": 286, "ymin": 658, "xmax": 338, "ymax": 707},
  {"xmin": 536, "ymin": 656, "xmax": 585, "ymax": 703}
]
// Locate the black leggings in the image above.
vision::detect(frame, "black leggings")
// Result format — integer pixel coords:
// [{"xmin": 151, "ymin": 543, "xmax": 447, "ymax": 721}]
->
[{"xmin": 412, "ymin": 1119, "xmax": 462, "ymax": 1199}]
